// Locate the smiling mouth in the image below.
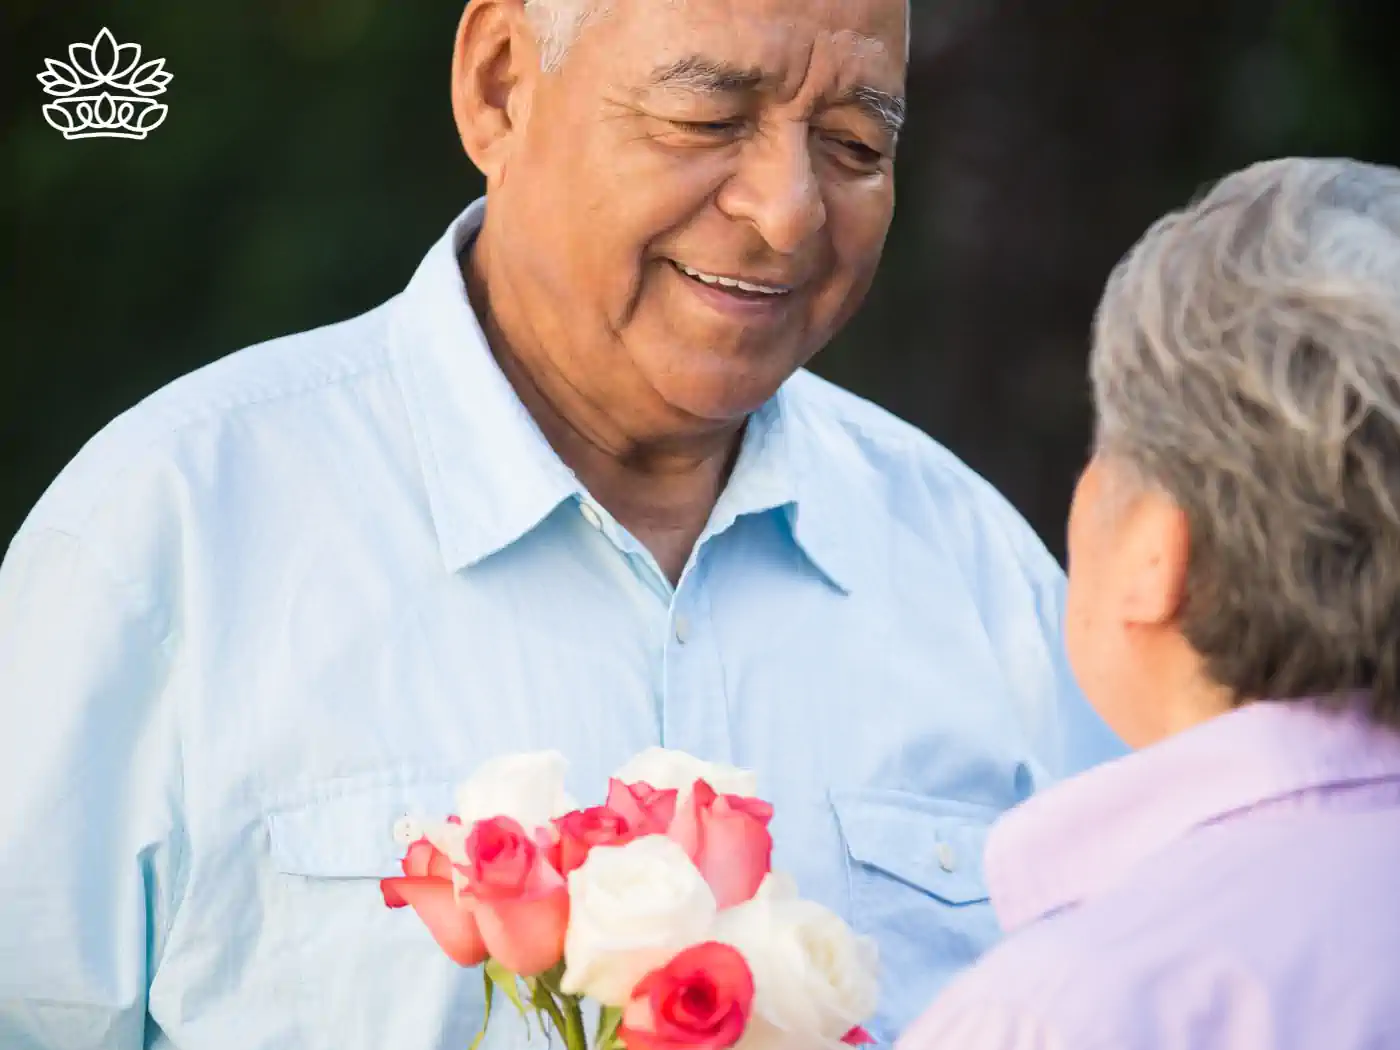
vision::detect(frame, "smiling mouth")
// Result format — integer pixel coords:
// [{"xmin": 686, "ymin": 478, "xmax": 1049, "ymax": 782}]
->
[{"xmin": 670, "ymin": 260, "xmax": 793, "ymax": 299}]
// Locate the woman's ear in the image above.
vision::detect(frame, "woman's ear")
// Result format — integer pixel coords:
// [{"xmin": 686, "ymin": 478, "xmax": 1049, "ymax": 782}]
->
[
  {"xmin": 1120, "ymin": 489, "xmax": 1190, "ymax": 628},
  {"xmin": 450, "ymin": 0, "xmax": 540, "ymax": 182}
]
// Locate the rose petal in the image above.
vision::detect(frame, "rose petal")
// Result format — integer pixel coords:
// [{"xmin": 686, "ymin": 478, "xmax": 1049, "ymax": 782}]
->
[
  {"xmin": 401, "ymin": 838, "xmax": 453, "ymax": 881},
  {"xmin": 606, "ymin": 778, "xmax": 679, "ymax": 836},
  {"xmin": 668, "ymin": 782, "xmax": 773, "ymax": 909},
  {"xmin": 552, "ymin": 805, "xmax": 634, "ymax": 875},
  {"xmin": 665, "ymin": 779, "xmax": 712, "ymax": 859},
  {"xmin": 465, "ymin": 817, "xmax": 537, "ymax": 900},
  {"xmin": 474, "ymin": 886, "xmax": 570, "ymax": 976},
  {"xmin": 717, "ymin": 794, "xmax": 773, "ymax": 826},
  {"xmin": 382, "ymin": 877, "xmax": 488, "ymax": 967},
  {"xmin": 696, "ymin": 808, "xmax": 772, "ymax": 909},
  {"xmin": 620, "ymin": 942, "xmax": 754, "ymax": 1050},
  {"xmin": 381, "ymin": 878, "xmax": 410, "ymax": 909}
]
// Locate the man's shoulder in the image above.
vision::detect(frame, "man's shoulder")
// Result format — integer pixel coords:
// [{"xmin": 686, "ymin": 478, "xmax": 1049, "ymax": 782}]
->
[
  {"xmin": 20, "ymin": 301, "xmax": 396, "ymax": 539},
  {"xmin": 783, "ymin": 369, "xmax": 1055, "ymax": 572}
]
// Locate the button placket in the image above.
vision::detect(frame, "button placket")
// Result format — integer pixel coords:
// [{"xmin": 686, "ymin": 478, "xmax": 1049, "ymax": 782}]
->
[{"xmin": 659, "ymin": 557, "xmax": 735, "ymax": 764}]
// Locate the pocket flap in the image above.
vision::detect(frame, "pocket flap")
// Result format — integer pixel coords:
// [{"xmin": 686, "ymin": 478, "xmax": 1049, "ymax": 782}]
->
[
  {"xmin": 830, "ymin": 788, "xmax": 994, "ymax": 905},
  {"xmin": 266, "ymin": 778, "xmax": 456, "ymax": 879}
]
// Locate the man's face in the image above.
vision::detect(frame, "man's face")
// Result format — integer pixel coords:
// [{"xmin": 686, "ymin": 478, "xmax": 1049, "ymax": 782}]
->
[{"xmin": 489, "ymin": 0, "xmax": 907, "ymax": 428}]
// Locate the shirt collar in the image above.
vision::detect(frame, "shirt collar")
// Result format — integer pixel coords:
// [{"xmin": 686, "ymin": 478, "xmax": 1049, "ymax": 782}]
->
[
  {"xmin": 987, "ymin": 700, "xmax": 1400, "ymax": 934},
  {"xmin": 388, "ymin": 199, "xmax": 581, "ymax": 572},
  {"xmin": 704, "ymin": 384, "xmax": 858, "ymax": 593},
  {"xmin": 388, "ymin": 200, "xmax": 856, "ymax": 589}
]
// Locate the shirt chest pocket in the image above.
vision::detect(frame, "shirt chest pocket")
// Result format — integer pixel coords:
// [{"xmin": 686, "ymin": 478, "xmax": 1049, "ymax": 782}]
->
[
  {"xmin": 831, "ymin": 789, "xmax": 1004, "ymax": 1044},
  {"xmin": 264, "ymin": 778, "xmax": 509, "ymax": 1050},
  {"xmin": 267, "ymin": 781, "xmax": 453, "ymax": 878}
]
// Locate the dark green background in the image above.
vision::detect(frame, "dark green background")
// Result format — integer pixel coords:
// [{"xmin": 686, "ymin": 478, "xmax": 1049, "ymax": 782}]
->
[{"xmin": 5, "ymin": 1, "xmax": 1399, "ymax": 559}]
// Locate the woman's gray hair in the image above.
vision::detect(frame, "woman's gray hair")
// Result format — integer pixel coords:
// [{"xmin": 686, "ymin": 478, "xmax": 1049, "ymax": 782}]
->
[{"xmin": 1091, "ymin": 157, "xmax": 1400, "ymax": 727}]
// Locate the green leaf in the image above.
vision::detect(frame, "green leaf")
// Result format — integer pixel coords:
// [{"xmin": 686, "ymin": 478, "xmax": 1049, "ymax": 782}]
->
[
  {"xmin": 595, "ymin": 1006, "xmax": 624, "ymax": 1050},
  {"xmin": 536, "ymin": 961, "xmax": 567, "ymax": 997},
  {"xmin": 467, "ymin": 966, "xmax": 495, "ymax": 1050},
  {"xmin": 529, "ymin": 976, "xmax": 570, "ymax": 1042},
  {"xmin": 485, "ymin": 959, "xmax": 529, "ymax": 1018}
]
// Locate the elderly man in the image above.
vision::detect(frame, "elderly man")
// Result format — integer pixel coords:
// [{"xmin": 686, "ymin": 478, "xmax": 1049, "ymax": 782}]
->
[{"xmin": 0, "ymin": 1, "xmax": 1119, "ymax": 1048}]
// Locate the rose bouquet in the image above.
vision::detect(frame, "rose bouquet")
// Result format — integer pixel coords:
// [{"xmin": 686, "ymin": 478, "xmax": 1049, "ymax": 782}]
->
[{"xmin": 381, "ymin": 748, "xmax": 878, "ymax": 1050}]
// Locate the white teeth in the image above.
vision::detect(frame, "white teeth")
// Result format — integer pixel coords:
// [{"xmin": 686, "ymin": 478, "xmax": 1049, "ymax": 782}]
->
[{"xmin": 675, "ymin": 262, "xmax": 787, "ymax": 296}]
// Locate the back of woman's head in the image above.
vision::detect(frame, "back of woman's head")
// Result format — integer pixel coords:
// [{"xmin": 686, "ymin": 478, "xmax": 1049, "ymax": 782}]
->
[{"xmin": 1090, "ymin": 157, "xmax": 1400, "ymax": 726}]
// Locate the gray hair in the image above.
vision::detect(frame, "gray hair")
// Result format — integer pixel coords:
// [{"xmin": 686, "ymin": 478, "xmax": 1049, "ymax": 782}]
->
[
  {"xmin": 523, "ymin": 0, "xmax": 600, "ymax": 71},
  {"xmin": 522, "ymin": 0, "xmax": 912, "ymax": 72},
  {"xmin": 1090, "ymin": 157, "xmax": 1400, "ymax": 727}
]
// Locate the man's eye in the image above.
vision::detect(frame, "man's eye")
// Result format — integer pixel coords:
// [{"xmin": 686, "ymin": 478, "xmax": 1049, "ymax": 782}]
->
[
  {"xmin": 837, "ymin": 139, "xmax": 884, "ymax": 164},
  {"xmin": 673, "ymin": 119, "xmax": 742, "ymax": 136}
]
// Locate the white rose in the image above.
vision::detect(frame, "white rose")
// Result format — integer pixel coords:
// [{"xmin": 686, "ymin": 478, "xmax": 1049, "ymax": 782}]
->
[
  {"xmin": 560, "ymin": 835, "xmax": 718, "ymax": 1006},
  {"xmin": 716, "ymin": 874, "xmax": 879, "ymax": 1050},
  {"xmin": 612, "ymin": 747, "xmax": 758, "ymax": 799},
  {"xmin": 416, "ymin": 819, "xmax": 472, "ymax": 896},
  {"xmin": 418, "ymin": 819, "xmax": 469, "ymax": 864},
  {"xmin": 455, "ymin": 750, "xmax": 576, "ymax": 831}
]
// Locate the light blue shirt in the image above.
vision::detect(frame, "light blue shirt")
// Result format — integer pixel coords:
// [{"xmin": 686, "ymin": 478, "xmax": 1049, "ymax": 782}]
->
[{"xmin": 0, "ymin": 201, "xmax": 1122, "ymax": 1050}]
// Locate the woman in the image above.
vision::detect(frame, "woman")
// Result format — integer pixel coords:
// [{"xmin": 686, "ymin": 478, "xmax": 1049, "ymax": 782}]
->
[{"xmin": 900, "ymin": 157, "xmax": 1400, "ymax": 1050}]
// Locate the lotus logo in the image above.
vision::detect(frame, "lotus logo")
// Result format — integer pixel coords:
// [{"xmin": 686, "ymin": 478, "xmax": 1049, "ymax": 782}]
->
[{"xmin": 37, "ymin": 27, "xmax": 172, "ymax": 140}]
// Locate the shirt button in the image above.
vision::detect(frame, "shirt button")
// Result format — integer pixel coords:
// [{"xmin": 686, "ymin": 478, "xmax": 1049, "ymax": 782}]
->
[
  {"xmin": 937, "ymin": 841, "xmax": 957, "ymax": 873},
  {"xmin": 673, "ymin": 615, "xmax": 690, "ymax": 644},
  {"xmin": 393, "ymin": 816, "xmax": 422, "ymax": 846},
  {"xmin": 579, "ymin": 502, "xmax": 603, "ymax": 530}
]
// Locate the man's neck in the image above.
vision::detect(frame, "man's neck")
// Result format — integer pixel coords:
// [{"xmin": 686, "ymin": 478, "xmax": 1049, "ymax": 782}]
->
[{"xmin": 463, "ymin": 245, "xmax": 744, "ymax": 584}]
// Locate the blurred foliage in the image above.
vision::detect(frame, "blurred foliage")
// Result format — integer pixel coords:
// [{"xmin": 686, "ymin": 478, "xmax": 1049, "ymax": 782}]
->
[{"xmin": 3, "ymin": 0, "xmax": 1399, "ymax": 557}]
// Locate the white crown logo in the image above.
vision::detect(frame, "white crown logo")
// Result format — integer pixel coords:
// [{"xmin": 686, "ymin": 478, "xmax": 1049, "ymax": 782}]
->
[{"xmin": 37, "ymin": 27, "xmax": 172, "ymax": 141}]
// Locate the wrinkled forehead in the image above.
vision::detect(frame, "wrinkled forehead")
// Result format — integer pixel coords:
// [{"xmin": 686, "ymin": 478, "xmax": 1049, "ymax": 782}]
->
[{"xmin": 595, "ymin": 0, "xmax": 908, "ymax": 93}]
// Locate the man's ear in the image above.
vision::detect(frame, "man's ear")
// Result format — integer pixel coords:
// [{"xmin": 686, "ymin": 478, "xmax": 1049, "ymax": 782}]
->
[{"xmin": 451, "ymin": 0, "xmax": 540, "ymax": 181}]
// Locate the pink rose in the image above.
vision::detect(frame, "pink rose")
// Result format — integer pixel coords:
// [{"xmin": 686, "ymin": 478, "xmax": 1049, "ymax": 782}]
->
[
  {"xmin": 843, "ymin": 1026, "xmax": 875, "ymax": 1045},
  {"xmin": 619, "ymin": 941, "xmax": 756, "ymax": 1050},
  {"xmin": 549, "ymin": 805, "xmax": 636, "ymax": 875},
  {"xmin": 381, "ymin": 838, "xmax": 488, "ymax": 967},
  {"xmin": 463, "ymin": 816, "xmax": 570, "ymax": 976},
  {"xmin": 667, "ymin": 780, "xmax": 773, "ymax": 909},
  {"xmin": 605, "ymin": 778, "xmax": 679, "ymax": 836}
]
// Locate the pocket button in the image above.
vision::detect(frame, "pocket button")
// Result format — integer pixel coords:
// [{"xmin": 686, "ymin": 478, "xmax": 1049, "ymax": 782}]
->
[
  {"xmin": 392, "ymin": 816, "xmax": 422, "ymax": 846},
  {"xmin": 937, "ymin": 841, "xmax": 957, "ymax": 873}
]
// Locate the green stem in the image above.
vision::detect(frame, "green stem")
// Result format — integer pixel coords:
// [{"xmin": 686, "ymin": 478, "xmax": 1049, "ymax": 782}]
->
[
  {"xmin": 562, "ymin": 995, "xmax": 588, "ymax": 1050},
  {"xmin": 529, "ymin": 980, "xmax": 569, "ymax": 1042},
  {"xmin": 526, "ymin": 965, "xmax": 589, "ymax": 1050},
  {"xmin": 595, "ymin": 1006, "xmax": 624, "ymax": 1050}
]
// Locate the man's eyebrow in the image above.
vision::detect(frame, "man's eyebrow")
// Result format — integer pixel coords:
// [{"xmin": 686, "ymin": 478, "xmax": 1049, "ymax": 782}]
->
[
  {"xmin": 838, "ymin": 85, "xmax": 907, "ymax": 139},
  {"xmin": 647, "ymin": 55, "xmax": 769, "ymax": 94},
  {"xmin": 645, "ymin": 55, "xmax": 907, "ymax": 139}
]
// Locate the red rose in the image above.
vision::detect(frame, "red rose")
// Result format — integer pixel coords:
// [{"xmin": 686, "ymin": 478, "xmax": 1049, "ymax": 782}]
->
[
  {"xmin": 605, "ymin": 778, "xmax": 679, "ymax": 836},
  {"xmin": 619, "ymin": 942, "xmax": 755, "ymax": 1050},
  {"xmin": 667, "ymin": 780, "xmax": 773, "ymax": 909},
  {"xmin": 381, "ymin": 838, "xmax": 487, "ymax": 967},
  {"xmin": 550, "ymin": 805, "xmax": 636, "ymax": 875},
  {"xmin": 463, "ymin": 816, "xmax": 569, "ymax": 976}
]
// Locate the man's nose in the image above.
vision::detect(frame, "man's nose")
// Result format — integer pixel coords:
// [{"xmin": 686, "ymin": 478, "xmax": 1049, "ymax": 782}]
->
[{"xmin": 717, "ymin": 126, "xmax": 828, "ymax": 257}]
